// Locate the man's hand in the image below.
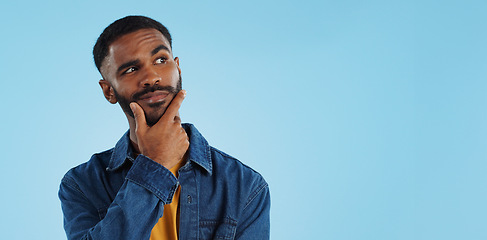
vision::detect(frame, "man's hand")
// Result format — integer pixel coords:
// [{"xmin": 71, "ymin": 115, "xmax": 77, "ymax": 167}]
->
[{"xmin": 129, "ymin": 90, "xmax": 189, "ymax": 169}]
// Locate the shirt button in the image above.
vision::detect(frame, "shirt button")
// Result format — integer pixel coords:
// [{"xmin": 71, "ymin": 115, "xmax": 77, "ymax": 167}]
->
[{"xmin": 187, "ymin": 195, "xmax": 192, "ymax": 203}]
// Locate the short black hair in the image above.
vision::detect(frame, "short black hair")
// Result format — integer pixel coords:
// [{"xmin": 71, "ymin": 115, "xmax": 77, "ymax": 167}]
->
[{"xmin": 93, "ymin": 15, "xmax": 172, "ymax": 72}]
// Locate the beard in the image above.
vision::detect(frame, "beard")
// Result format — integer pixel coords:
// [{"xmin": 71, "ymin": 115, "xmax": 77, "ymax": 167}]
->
[{"xmin": 113, "ymin": 75, "xmax": 182, "ymax": 127}]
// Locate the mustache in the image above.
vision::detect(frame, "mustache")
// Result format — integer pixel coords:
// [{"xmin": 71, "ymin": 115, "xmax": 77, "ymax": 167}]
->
[{"xmin": 132, "ymin": 85, "xmax": 179, "ymax": 100}]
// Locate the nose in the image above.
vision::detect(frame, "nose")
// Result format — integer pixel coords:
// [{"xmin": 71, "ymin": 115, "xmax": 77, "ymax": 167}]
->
[{"xmin": 140, "ymin": 67, "xmax": 161, "ymax": 87}]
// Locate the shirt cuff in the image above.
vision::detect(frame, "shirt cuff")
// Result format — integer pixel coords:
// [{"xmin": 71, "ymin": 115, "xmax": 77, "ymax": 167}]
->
[{"xmin": 125, "ymin": 154, "xmax": 179, "ymax": 204}]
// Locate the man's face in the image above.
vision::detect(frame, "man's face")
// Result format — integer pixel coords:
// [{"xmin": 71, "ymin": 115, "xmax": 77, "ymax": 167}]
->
[{"xmin": 99, "ymin": 28, "xmax": 181, "ymax": 126}]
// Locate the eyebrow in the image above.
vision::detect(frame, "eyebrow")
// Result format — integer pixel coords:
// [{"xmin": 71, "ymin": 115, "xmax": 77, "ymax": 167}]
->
[
  {"xmin": 151, "ymin": 44, "xmax": 170, "ymax": 56},
  {"xmin": 117, "ymin": 59, "xmax": 140, "ymax": 73}
]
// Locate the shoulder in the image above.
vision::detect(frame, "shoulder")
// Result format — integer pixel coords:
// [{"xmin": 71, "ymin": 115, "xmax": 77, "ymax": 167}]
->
[
  {"xmin": 59, "ymin": 148, "xmax": 118, "ymax": 208},
  {"xmin": 61, "ymin": 149, "xmax": 113, "ymax": 186},
  {"xmin": 209, "ymin": 146, "xmax": 268, "ymax": 193},
  {"xmin": 211, "ymin": 147, "xmax": 262, "ymax": 176}
]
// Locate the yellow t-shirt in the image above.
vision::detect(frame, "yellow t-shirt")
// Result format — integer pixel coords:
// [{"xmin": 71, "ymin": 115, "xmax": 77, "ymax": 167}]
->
[{"xmin": 150, "ymin": 160, "xmax": 185, "ymax": 240}]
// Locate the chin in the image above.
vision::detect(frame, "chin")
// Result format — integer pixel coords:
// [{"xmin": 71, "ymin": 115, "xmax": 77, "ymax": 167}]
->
[{"xmin": 145, "ymin": 107, "xmax": 168, "ymax": 127}]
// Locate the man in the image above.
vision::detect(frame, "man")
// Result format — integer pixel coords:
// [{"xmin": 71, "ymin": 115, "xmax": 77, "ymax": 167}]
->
[{"xmin": 59, "ymin": 16, "xmax": 270, "ymax": 240}]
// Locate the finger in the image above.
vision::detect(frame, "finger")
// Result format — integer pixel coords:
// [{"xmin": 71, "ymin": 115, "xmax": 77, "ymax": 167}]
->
[
  {"xmin": 162, "ymin": 90, "xmax": 186, "ymax": 121},
  {"xmin": 130, "ymin": 102, "xmax": 148, "ymax": 131},
  {"xmin": 174, "ymin": 114, "xmax": 181, "ymax": 123}
]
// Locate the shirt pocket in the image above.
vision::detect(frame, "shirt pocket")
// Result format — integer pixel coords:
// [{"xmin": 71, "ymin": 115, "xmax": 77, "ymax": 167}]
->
[{"xmin": 199, "ymin": 217, "xmax": 237, "ymax": 240}]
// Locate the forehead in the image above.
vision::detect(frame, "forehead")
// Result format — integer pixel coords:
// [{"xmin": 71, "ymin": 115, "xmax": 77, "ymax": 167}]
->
[{"xmin": 104, "ymin": 28, "xmax": 171, "ymax": 68}]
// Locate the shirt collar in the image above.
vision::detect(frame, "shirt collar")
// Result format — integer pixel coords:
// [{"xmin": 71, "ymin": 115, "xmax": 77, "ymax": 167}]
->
[
  {"xmin": 106, "ymin": 123, "xmax": 212, "ymax": 174},
  {"xmin": 183, "ymin": 123, "xmax": 213, "ymax": 174},
  {"xmin": 106, "ymin": 130, "xmax": 133, "ymax": 171}
]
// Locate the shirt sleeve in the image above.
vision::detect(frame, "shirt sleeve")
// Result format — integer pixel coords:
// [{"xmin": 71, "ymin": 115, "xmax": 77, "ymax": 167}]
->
[
  {"xmin": 235, "ymin": 181, "xmax": 271, "ymax": 240},
  {"xmin": 59, "ymin": 155, "xmax": 179, "ymax": 240}
]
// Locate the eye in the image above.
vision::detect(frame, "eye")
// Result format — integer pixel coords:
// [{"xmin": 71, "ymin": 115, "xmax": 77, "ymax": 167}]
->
[
  {"xmin": 155, "ymin": 57, "xmax": 167, "ymax": 64},
  {"xmin": 123, "ymin": 67, "xmax": 137, "ymax": 74}
]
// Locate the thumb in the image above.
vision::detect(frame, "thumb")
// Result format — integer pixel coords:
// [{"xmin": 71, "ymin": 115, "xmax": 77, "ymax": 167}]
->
[{"xmin": 130, "ymin": 102, "xmax": 147, "ymax": 131}]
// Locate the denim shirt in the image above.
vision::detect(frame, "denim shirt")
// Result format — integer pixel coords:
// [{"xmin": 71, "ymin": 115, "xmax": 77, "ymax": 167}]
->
[{"xmin": 59, "ymin": 123, "xmax": 270, "ymax": 240}]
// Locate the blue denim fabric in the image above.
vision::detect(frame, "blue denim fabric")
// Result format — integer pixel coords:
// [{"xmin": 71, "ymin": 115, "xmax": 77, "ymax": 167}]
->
[{"xmin": 59, "ymin": 123, "xmax": 270, "ymax": 240}]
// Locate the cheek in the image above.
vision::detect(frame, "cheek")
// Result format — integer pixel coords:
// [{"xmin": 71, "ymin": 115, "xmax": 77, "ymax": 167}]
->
[
  {"xmin": 160, "ymin": 64, "xmax": 181, "ymax": 85},
  {"xmin": 112, "ymin": 81, "xmax": 138, "ymax": 99},
  {"xmin": 171, "ymin": 69, "xmax": 180, "ymax": 84}
]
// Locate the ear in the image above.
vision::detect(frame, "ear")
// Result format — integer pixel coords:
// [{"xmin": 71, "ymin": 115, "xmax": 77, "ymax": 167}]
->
[
  {"xmin": 174, "ymin": 57, "xmax": 181, "ymax": 75},
  {"xmin": 99, "ymin": 79, "xmax": 118, "ymax": 104}
]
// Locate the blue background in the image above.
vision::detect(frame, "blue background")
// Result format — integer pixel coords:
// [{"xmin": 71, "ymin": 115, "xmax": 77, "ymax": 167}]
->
[{"xmin": 1, "ymin": 1, "xmax": 486, "ymax": 239}]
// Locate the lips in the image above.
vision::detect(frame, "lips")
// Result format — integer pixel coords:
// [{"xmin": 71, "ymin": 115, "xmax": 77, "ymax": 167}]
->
[{"xmin": 138, "ymin": 90, "xmax": 169, "ymax": 104}]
